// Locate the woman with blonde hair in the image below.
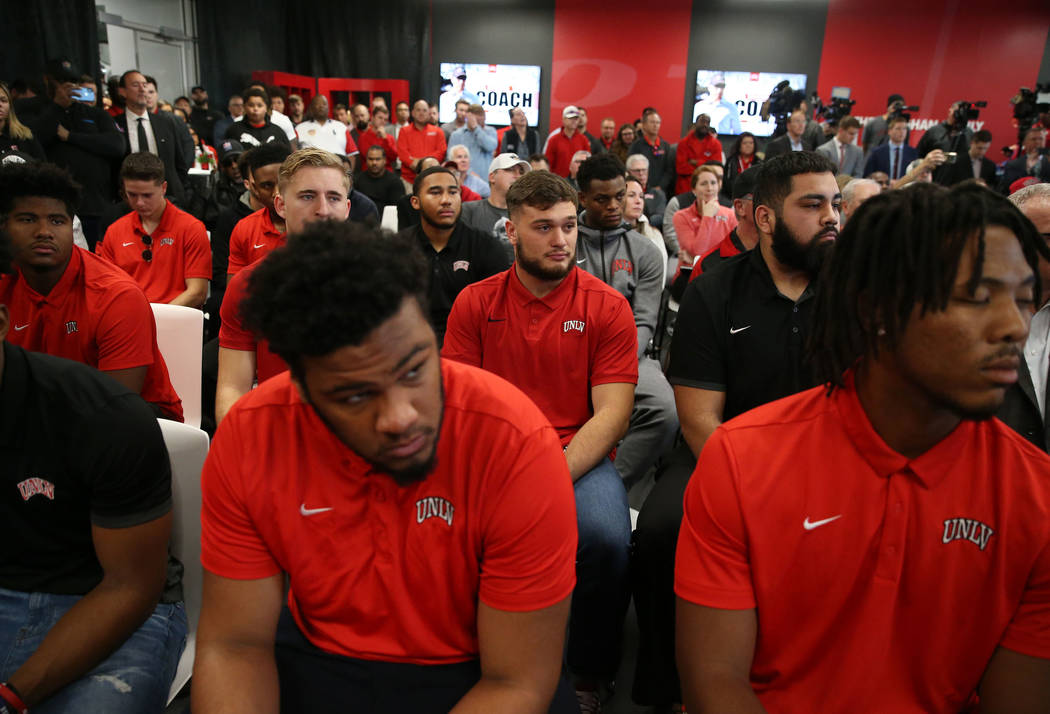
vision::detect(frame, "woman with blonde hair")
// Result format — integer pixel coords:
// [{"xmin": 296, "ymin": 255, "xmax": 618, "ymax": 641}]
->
[{"xmin": 0, "ymin": 82, "xmax": 44, "ymax": 160}]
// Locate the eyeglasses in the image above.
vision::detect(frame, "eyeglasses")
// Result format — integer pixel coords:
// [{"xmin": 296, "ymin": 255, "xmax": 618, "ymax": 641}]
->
[{"xmin": 141, "ymin": 234, "xmax": 153, "ymax": 263}]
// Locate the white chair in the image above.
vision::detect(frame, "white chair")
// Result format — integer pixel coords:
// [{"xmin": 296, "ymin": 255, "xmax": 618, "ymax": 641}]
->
[
  {"xmin": 159, "ymin": 419, "xmax": 209, "ymax": 705},
  {"xmin": 151, "ymin": 304, "xmax": 204, "ymax": 429},
  {"xmin": 381, "ymin": 204, "xmax": 398, "ymax": 232}
]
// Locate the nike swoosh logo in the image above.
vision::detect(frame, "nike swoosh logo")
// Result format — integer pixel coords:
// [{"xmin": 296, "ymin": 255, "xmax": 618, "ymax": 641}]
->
[
  {"xmin": 803, "ymin": 515, "xmax": 842, "ymax": 531},
  {"xmin": 122, "ymin": 242, "xmax": 134, "ymax": 247},
  {"xmin": 576, "ymin": 258, "xmax": 586, "ymax": 264},
  {"xmin": 253, "ymin": 244, "xmax": 266, "ymax": 249},
  {"xmin": 729, "ymin": 325, "xmax": 751, "ymax": 334},
  {"xmin": 300, "ymin": 505, "xmax": 333, "ymax": 516},
  {"xmin": 14, "ymin": 324, "xmax": 28, "ymax": 331}
]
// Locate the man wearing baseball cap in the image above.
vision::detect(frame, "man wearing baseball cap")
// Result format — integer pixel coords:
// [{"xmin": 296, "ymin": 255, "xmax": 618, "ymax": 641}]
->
[
  {"xmin": 461, "ymin": 153, "xmax": 532, "ymax": 260},
  {"xmin": 545, "ymin": 106, "xmax": 591, "ymax": 178}
]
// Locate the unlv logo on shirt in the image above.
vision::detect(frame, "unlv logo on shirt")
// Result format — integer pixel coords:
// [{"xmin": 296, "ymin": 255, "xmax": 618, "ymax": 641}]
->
[
  {"xmin": 563, "ymin": 320, "xmax": 585, "ymax": 333},
  {"xmin": 17, "ymin": 477, "xmax": 55, "ymax": 501},
  {"xmin": 65, "ymin": 321, "xmax": 78, "ymax": 334},
  {"xmin": 942, "ymin": 517, "xmax": 995, "ymax": 551},
  {"xmin": 416, "ymin": 496, "xmax": 454, "ymax": 526},
  {"xmin": 160, "ymin": 237, "xmax": 175, "ymax": 247},
  {"xmin": 611, "ymin": 259, "xmax": 633, "ymax": 275}
]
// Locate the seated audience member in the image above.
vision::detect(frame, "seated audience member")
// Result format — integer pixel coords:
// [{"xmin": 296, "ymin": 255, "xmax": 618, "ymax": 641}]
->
[
  {"xmin": 675, "ymin": 114, "xmax": 724, "ymax": 195},
  {"xmin": 609, "ymin": 123, "xmax": 635, "ymax": 165},
  {"xmin": 672, "ymin": 165, "xmax": 738, "ymax": 274},
  {"xmin": 632, "ymin": 152, "xmax": 839, "ymax": 710},
  {"xmin": 628, "ymin": 109, "xmax": 674, "ymax": 195},
  {"xmin": 999, "ymin": 126, "xmax": 1050, "ymax": 194},
  {"xmin": 215, "ymin": 148, "xmax": 351, "ymax": 423},
  {"xmin": 286, "ymin": 93, "xmax": 304, "ymax": 125},
  {"xmin": 545, "ymin": 105, "xmax": 591, "ymax": 178},
  {"xmin": 816, "ymin": 116, "xmax": 864, "ymax": 178},
  {"xmin": 763, "ymin": 110, "xmax": 814, "ymax": 158},
  {"xmin": 449, "ymin": 104, "xmax": 498, "ymax": 176},
  {"xmin": 225, "ymin": 87, "xmax": 290, "ymax": 149},
  {"xmin": 868, "ymin": 170, "xmax": 891, "ymax": 191},
  {"xmin": 942, "ymin": 128, "xmax": 996, "ymax": 187},
  {"xmin": 0, "ymin": 231, "xmax": 186, "ymax": 713},
  {"xmin": 397, "ymin": 156, "xmax": 441, "ymax": 231},
  {"xmin": 999, "ymin": 182, "xmax": 1050, "ymax": 451},
  {"xmin": 624, "ymin": 175, "xmax": 667, "ymax": 281},
  {"xmin": 354, "ymin": 145, "xmax": 405, "ymax": 211},
  {"xmin": 863, "ymin": 116, "xmax": 916, "ymax": 181},
  {"xmin": 676, "ymin": 181, "xmax": 1050, "ymax": 712},
  {"xmin": 840, "ymin": 177, "xmax": 881, "ymax": 222},
  {"xmin": 397, "ymin": 100, "xmax": 448, "ymax": 190},
  {"xmin": 626, "ymin": 154, "xmax": 667, "ymax": 229},
  {"xmin": 723, "ymin": 131, "xmax": 760, "ymax": 197},
  {"xmin": 501, "ymin": 106, "xmax": 541, "ymax": 157},
  {"xmin": 0, "ymin": 162, "xmax": 183, "ymax": 420},
  {"xmin": 669, "ymin": 166, "xmax": 760, "ymax": 300},
  {"xmin": 205, "ymin": 139, "xmax": 245, "ymax": 226},
  {"xmin": 460, "ymin": 152, "xmax": 531, "ymax": 260},
  {"xmin": 566, "ymin": 150, "xmax": 590, "ymax": 190},
  {"xmin": 98, "ymin": 152, "xmax": 210, "ymax": 308},
  {"xmin": 193, "ymin": 222, "xmax": 578, "ymax": 714},
  {"xmin": 294, "ymin": 94, "xmax": 358, "ymax": 169},
  {"xmin": 225, "ymin": 143, "xmax": 293, "ymax": 276},
  {"xmin": 529, "ymin": 154, "xmax": 551, "ymax": 171},
  {"xmin": 356, "ymin": 104, "xmax": 398, "ymax": 167},
  {"xmin": 443, "ymin": 170, "xmax": 636, "ymax": 713},
  {"xmin": 576, "ymin": 155, "xmax": 678, "ymax": 488},
  {"xmin": 396, "ymin": 166, "xmax": 509, "ymax": 345},
  {"xmin": 0, "ymin": 81, "xmax": 44, "ymax": 161},
  {"xmin": 445, "ymin": 145, "xmax": 488, "ymax": 199}
]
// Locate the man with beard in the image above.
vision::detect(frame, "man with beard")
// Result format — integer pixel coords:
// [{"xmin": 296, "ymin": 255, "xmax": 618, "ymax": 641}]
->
[
  {"xmin": 224, "ymin": 143, "xmax": 293, "ymax": 276},
  {"xmin": 442, "ymin": 171, "xmax": 637, "ymax": 714},
  {"xmin": 193, "ymin": 220, "xmax": 579, "ymax": 714},
  {"xmin": 349, "ymin": 103, "xmax": 370, "ymax": 146},
  {"xmin": 630, "ymin": 152, "xmax": 840, "ymax": 711},
  {"xmin": 677, "ymin": 182, "xmax": 1050, "ymax": 712},
  {"xmin": 396, "ymin": 166, "xmax": 509, "ymax": 346},
  {"xmin": 354, "ymin": 145, "xmax": 405, "ymax": 211},
  {"xmin": 675, "ymin": 113, "xmax": 725, "ymax": 195}
]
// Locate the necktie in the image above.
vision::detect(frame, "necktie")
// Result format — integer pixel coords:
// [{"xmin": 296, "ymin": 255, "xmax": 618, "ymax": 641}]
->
[
  {"xmin": 893, "ymin": 146, "xmax": 901, "ymax": 180},
  {"xmin": 137, "ymin": 117, "xmax": 149, "ymax": 154},
  {"xmin": 839, "ymin": 144, "xmax": 845, "ymax": 170}
]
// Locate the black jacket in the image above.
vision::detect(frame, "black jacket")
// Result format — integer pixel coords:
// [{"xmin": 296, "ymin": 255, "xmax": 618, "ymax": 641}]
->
[
  {"xmin": 114, "ymin": 110, "xmax": 191, "ymax": 204},
  {"xmin": 997, "ymin": 359, "xmax": 1048, "ymax": 452}
]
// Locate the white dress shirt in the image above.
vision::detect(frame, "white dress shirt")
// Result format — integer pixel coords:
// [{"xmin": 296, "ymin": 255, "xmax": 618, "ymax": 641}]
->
[
  {"xmin": 124, "ymin": 108, "xmax": 158, "ymax": 154},
  {"xmin": 1026, "ymin": 303, "xmax": 1050, "ymax": 418}
]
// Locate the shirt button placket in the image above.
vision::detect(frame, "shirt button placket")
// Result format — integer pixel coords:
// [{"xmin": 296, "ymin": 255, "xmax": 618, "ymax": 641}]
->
[{"xmin": 875, "ymin": 473, "xmax": 909, "ymax": 583}]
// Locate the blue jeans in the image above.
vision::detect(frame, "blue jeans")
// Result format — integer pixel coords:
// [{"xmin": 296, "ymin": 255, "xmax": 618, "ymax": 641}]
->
[
  {"xmin": 0, "ymin": 588, "xmax": 186, "ymax": 713},
  {"xmin": 568, "ymin": 458, "xmax": 632, "ymax": 679}
]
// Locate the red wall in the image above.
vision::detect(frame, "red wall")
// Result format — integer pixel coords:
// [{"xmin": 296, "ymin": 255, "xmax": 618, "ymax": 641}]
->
[{"xmin": 549, "ymin": 0, "xmax": 693, "ymax": 138}]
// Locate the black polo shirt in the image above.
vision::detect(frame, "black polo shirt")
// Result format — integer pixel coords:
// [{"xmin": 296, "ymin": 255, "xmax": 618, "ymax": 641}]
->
[
  {"xmin": 668, "ymin": 246, "xmax": 820, "ymax": 421},
  {"xmin": 397, "ymin": 222, "xmax": 510, "ymax": 345},
  {"xmin": 0, "ymin": 342, "xmax": 171, "ymax": 595}
]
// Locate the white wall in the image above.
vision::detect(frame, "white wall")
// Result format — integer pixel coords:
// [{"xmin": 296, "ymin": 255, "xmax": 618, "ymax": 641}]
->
[{"xmin": 98, "ymin": 0, "xmax": 198, "ymax": 99}]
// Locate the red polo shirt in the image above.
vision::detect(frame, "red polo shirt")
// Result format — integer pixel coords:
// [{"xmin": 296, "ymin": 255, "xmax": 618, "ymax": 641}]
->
[
  {"xmin": 218, "ymin": 260, "xmax": 286, "ymax": 383},
  {"xmin": 442, "ymin": 267, "xmax": 637, "ymax": 445},
  {"xmin": 227, "ymin": 208, "xmax": 285, "ymax": 276},
  {"xmin": 97, "ymin": 201, "xmax": 211, "ymax": 304},
  {"xmin": 396, "ymin": 123, "xmax": 448, "ymax": 183},
  {"xmin": 201, "ymin": 359, "xmax": 577, "ymax": 663},
  {"xmin": 0, "ymin": 248, "xmax": 183, "ymax": 421},
  {"xmin": 676, "ymin": 372, "xmax": 1050, "ymax": 712},
  {"xmin": 356, "ymin": 127, "xmax": 398, "ymax": 166},
  {"xmin": 544, "ymin": 130, "xmax": 590, "ymax": 178},
  {"xmin": 675, "ymin": 133, "xmax": 725, "ymax": 195}
]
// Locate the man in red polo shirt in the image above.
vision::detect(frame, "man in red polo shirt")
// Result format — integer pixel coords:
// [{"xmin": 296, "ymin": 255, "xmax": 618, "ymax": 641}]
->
[
  {"xmin": 676, "ymin": 182, "xmax": 1050, "ymax": 712},
  {"xmin": 225, "ymin": 143, "xmax": 292, "ymax": 276},
  {"xmin": 193, "ymin": 221, "xmax": 578, "ymax": 714},
  {"xmin": 355, "ymin": 104, "xmax": 398, "ymax": 167},
  {"xmin": 544, "ymin": 105, "xmax": 591, "ymax": 178},
  {"xmin": 442, "ymin": 170, "xmax": 636, "ymax": 712},
  {"xmin": 0, "ymin": 162, "xmax": 182, "ymax": 421},
  {"xmin": 396, "ymin": 99, "xmax": 447, "ymax": 190},
  {"xmin": 98, "ymin": 152, "xmax": 210, "ymax": 308},
  {"xmin": 215, "ymin": 148, "xmax": 351, "ymax": 423},
  {"xmin": 674, "ymin": 113, "xmax": 725, "ymax": 195}
]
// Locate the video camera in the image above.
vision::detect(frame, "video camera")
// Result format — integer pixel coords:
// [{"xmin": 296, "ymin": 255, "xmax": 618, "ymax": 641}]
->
[
  {"xmin": 952, "ymin": 100, "xmax": 986, "ymax": 128},
  {"xmin": 888, "ymin": 98, "xmax": 920, "ymax": 122},
  {"xmin": 1010, "ymin": 84, "xmax": 1050, "ymax": 144},
  {"xmin": 811, "ymin": 87, "xmax": 856, "ymax": 128},
  {"xmin": 760, "ymin": 80, "xmax": 807, "ymax": 137}
]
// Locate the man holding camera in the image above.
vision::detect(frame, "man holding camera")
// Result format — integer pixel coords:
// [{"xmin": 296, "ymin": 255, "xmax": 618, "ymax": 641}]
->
[{"xmin": 917, "ymin": 101, "xmax": 975, "ymax": 185}]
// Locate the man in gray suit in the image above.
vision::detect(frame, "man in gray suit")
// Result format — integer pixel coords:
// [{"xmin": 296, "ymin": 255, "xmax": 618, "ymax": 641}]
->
[
  {"xmin": 998, "ymin": 182, "xmax": 1050, "ymax": 451},
  {"xmin": 815, "ymin": 117, "xmax": 864, "ymax": 178}
]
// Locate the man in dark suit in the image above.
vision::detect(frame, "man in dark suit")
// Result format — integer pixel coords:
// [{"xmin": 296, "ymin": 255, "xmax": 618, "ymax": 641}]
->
[
  {"xmin": 763, "ymin": 110, "xmax": 814, "ymax": 159},
  {"xmin": 113, "ymin": 70, "xmax": 190, "ymax": 206},
  {"xmin": 943, "ymin": 129, "xmax": 998, "ymax": 186},
  {"xmin": 863, "ymin": 116, "xmax": 916, "ymax": 181},
  {"xmin": 998, "ymin": 183, "xmax": 1050, "ymax": 451},
  {"xmin": 998, "ymin": 126, "xmax": 1050, "ymax": 195}
]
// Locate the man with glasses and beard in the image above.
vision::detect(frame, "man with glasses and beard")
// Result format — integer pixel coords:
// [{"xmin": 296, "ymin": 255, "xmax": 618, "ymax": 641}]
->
[
  {"xmin": 193, "ymin": 221, "xmax": 579, "ymax": 714},
  {"xmin": 442, "ymin": 170, "xmax": 637, "ymax": 713},
  {"xmin": 630, "ymin": 151, "xmax": 840, "ymax": 711}
]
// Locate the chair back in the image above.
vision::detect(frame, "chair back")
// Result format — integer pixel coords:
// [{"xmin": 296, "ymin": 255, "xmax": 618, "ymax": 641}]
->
[{"xmin": 151, "ymin": 304, "xmax": 204, "ymax": 428}]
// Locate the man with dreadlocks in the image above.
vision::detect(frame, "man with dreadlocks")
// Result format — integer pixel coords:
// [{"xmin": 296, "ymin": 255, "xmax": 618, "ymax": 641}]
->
[{"xmin": 675, "ymin": 182, "xmax": 1050, "ymax": 712}]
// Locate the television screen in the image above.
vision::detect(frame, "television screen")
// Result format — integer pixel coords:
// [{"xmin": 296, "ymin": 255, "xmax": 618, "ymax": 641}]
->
[
  {"xmin": 693, "ymin": 70, "xmax": 808, "ymax": 137},
  {"xmin": 439, "ymin": 62, "xmax": 542, "ymax": 126}
]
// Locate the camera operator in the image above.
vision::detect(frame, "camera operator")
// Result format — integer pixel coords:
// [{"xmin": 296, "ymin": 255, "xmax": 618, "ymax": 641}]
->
[
  {"xmin": 916, "ymin": 101, "xmax": 974, "ymax": 185},
  {"xmin": 862, "ymin": 94, "xmax": 911, "ymax": 156},
  {"xmin": 998, "ymin": 125, "xmax": 1050, "ymax": 194}
]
